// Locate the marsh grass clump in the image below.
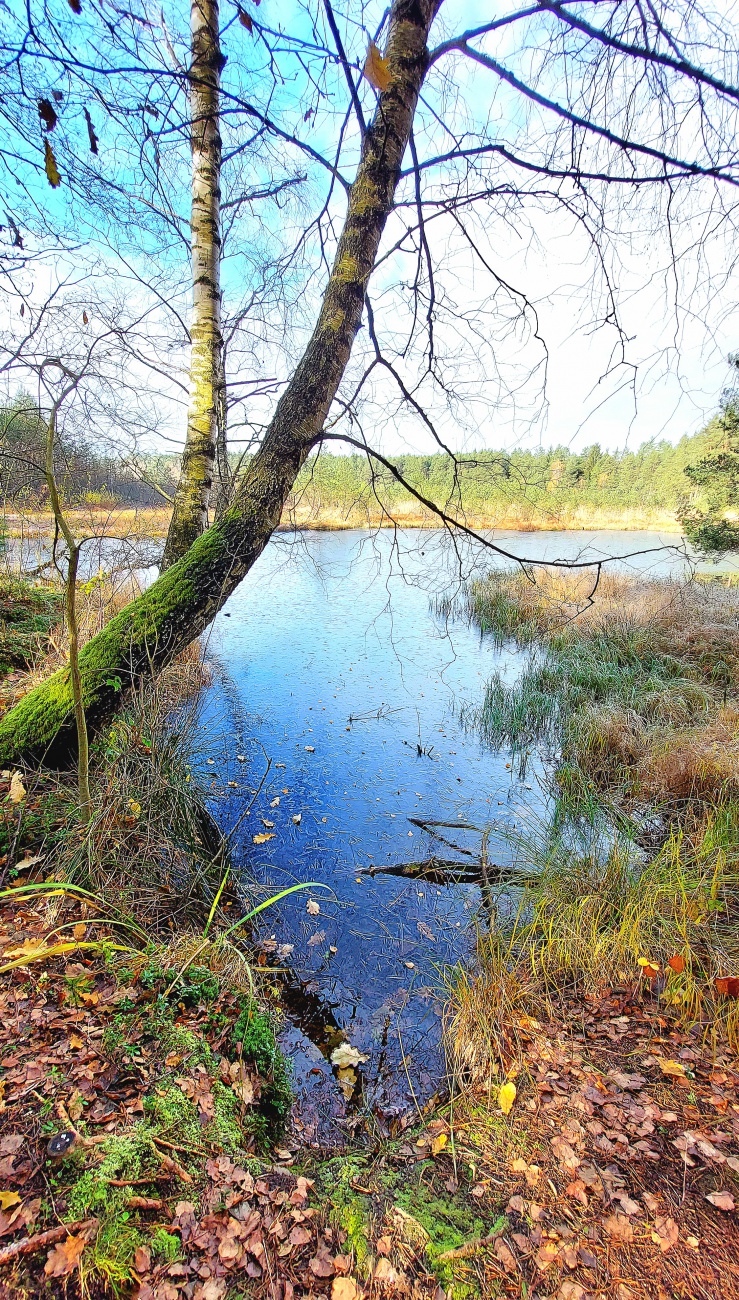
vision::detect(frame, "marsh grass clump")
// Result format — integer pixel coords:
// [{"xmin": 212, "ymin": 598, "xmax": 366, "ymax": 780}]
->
[
  {"xmin": 446, "ymin": 803, "xmax": 739, "ymax": 1082},
  {"xmin": 465, "ymin": 568, "xmax": 739, "ymax": 812},
  {"xmin": 28, "ymin": 655, "xmax": 224, "ymax": 928}
]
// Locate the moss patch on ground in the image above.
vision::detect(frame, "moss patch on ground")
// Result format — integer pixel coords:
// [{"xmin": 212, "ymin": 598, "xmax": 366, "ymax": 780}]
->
[{"xmin": 0, "ymin": 573, "xmax": 62, "ymax": 674}]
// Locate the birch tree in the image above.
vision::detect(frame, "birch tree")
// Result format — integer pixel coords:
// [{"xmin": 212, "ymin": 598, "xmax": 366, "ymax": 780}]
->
[{"xmin": 162, "ymin": 0, "xmax": 226, "ymax": 569}]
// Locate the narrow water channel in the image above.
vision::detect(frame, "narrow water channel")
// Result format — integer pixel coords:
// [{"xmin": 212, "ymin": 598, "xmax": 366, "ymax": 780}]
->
[{"xmin": 198, "ymin": 527, "xmax": 710, "ymax": 1144}]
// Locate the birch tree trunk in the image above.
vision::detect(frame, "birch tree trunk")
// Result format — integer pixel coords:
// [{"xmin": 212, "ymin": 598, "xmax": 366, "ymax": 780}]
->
[
  {"xmin": 161, "ymin": 0, "xmax": 224, "ymax": 569},
  {"xmin": 0, "ymin": 0, "xmax": 442, "ymax": 765}
]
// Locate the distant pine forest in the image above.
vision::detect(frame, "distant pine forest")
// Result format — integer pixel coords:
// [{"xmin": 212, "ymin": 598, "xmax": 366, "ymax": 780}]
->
[{"xmin": 0, "ymin": 395, "xmax": 720, "ymax": 531}]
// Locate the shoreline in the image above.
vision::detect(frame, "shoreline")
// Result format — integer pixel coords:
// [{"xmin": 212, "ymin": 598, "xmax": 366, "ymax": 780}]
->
[{"xmin": 3, "ymin": 505, "xmax": 684, "ymax": 542}]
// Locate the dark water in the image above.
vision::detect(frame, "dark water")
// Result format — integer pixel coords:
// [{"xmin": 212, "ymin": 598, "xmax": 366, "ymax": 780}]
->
[{"xmin": 198, "ymin": 526, "xmax": 723, "ymax": 1143}]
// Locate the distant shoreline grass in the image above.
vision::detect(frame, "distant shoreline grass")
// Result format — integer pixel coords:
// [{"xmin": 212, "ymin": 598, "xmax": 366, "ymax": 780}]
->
[{"xmin": 2, "ymin": 501, "xmax": 684, "ymax": 541}]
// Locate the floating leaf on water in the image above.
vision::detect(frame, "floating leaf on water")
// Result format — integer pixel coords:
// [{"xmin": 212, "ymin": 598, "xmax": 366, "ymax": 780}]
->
[
  {"xmin": 304, "ymin": 745, "xmax": 315, "ymax": 752},
  {"xmin": 306, "ymin": 898, "xmax": 320, "ymax": 915},
  {"xmin": 331, "ymin": 1043, "xmax": 368, "ymax": 1070},
  {"xmin": 292, "ymin": 813, "xmax": 302, "ymax": 824},
  {"xmin": 252, "ymin": 832, "xmax": 275, "ymax": 845}
]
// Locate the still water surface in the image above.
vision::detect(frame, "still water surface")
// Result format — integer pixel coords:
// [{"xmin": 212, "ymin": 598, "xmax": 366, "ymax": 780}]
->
[{"xmin": 199, "ymin": 527, "xmax": 723, "ymax": 1141}]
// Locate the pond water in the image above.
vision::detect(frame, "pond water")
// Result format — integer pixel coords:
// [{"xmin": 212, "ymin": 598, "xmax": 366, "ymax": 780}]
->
[{"xmin": 198, "ymin": 526, "xmax": 726, "ymax": 1144}]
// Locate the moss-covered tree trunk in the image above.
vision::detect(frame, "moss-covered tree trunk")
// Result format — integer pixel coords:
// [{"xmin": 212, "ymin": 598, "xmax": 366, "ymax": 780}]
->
[
  {"xmin": 162, "ymin": 0, "xmax": 224, "ymax": 570},
  {"xmin": 0, "ymin": 0, "xmax": 442, "ymax": 766}
]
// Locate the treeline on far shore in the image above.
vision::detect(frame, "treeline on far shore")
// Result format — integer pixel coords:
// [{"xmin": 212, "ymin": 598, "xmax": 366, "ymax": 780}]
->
[{"xmin": 0, "ymin": 394, "xmax": 716, "ymax": 527}]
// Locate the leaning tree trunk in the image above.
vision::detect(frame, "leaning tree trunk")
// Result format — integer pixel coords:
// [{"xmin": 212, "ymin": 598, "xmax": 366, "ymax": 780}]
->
[
  {"xmin": 0, "ymin": 0, "xmax": 442, "ymax": 766},
  {"xmin": 161, "ymin": 0, "xmax": 225, "ymax": 570}
]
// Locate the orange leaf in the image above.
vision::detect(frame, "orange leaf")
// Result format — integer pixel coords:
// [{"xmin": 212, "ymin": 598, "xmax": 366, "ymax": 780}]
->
[
  {"xmin": 667, "ymin": 955, "xmax": 685, "ymax": 974},
  {"xmin": 715, "ymin": 976, "xmax": 739, "ymax": 997},
  {"xmin": 642, "ymin": 963, "xmax": 659, "ymax": 980},
  {"xmin": 44, "ymin": 1233, "xmax": 87, "ymax": 1277},
  {"xmin": 363, "ymin": 41, "xmax": 391, "ymax": 92},
  {"xmin": 238, "ymin": 7, "xmax": 253, "ymax": 31}
]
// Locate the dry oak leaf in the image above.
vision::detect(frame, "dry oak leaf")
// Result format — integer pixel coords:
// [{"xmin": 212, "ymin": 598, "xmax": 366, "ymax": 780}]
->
[
  {"xmin": 289, "ymin": 1224, "xmax": 312, "ymax": 1247},
  {"xmin": 651, "ymin": 1215, "xmax": 679, "ymax": 1253},
  {"xmin": 373, "ymin": 1258, "xmax": 401, "ymax": 1286},
  {"xmin": 559, "ymin": 1279, "xmax": 588, "ymax": 1300},
  {"xmin": 8, "ymin": 771, "xmax": 26, "ymax": 803},
  {"xmin": 253, "ymin": 832, "xmax": 275, "ymax": 844},
  {"xmin": 535, "ymin": 1241, "xmax": 559, "ymax": 1271},
  {"xmin": 309, "ymin": 1243, "xmax": 336, "ymax": 1277},
  {"xmin": 494, "ymin": 1237, "xmax": 517, "ymax": 1273},
  {"xmin": 307, "ymin": 898, "xmax": 321, "ymax": 915},
  {"xmin": 657, "ymin": 1059, "xmax": 687, "ymax": 1077},
  {"xmin": 706, "ymin": 1190, "xmax": 735, "ymax": 1211},
  {"xmin": 363, "ymin": 41, "xmax": 391, "ymax": 92},
  {"xmin": 603, "ymin": 1214, "xmax": 634, "ymax": 1243},
  {"xmin": 332, "ymin": 1280, "xmax": 361, "ymax": 1300},
  {"xmin": 44, "ymin": 1232, "xmax": 88, "ymax": 1276},
  {"xmin": 558, "ymin": 1284, "xmax": 589, "ymax": 1300},
  {"xmin": 134, "ymin": 1245, "xmax": 151, "ymax": 1273}
]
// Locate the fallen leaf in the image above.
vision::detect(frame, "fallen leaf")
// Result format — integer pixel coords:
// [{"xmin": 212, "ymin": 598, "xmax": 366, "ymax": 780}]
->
[
  {"xmin": 535, "ymin": 1240, "xmax": 559, "ymax": 1270},
  {"xmin": 44, "ymin": 1232, "xmax": 87, "ymax": 1276},
  {"xmin": 289, "ymin": 1224, "xmax": 312, "ymax": 1247},
  {"xmin": 238, "ymin": 7, "xmax": 253, "ymax": 33},
  {"xmin": 14, "ymin": 853, "xmax": 43, "ymax": 871},
  {"xmin": 363, "ymin": 40, "xmax": 391, "ymax": 91},
  {"xmin": 559, "ymin": 1284, "xmax": 588, "ymax": 1300},
  {"xmin": 715, "ymin": 976, "xmax": 739, "ymax": 997},
  {"xmin": 293, "ymin": 814, "xmax": 302, "ymax": 824},
  {"xmin": 304, "ymin": 745, "xmax": 315, "ymax": 752},
  {"xmin": 431, "ymin": 1132, "xmax": 448, "ymax": 1156},
  {"xmin": 658, "ymin": 1059, "xmax": 686, "ymax": 1077},
  {"xmin": 307, "ymin": 898, "xmax": 320, "ymax": 915},
  {"xmin": 252, "ymin": 833, "xmax": 275, "ymax": 844},
  {"xmin": 331, "ymin": 1043, "xmax": 368, "ymax": 1069},
  {"xmin": 374, "ymin": 1258, "xmax": 399, "ymax": 1284},
  {"xmin": 0, "ymin": 1192, "xmax": 21, "ymax": 1210},
  {"xmin": 667, "ymin": 954, "xmax": 686, "ymax": 974},
  {"xmin": 706, "ymin": 1190, "xmax": 735, "ymax": 1211},
  {"xmin": 134, "ymin": 1245, "xmax": 151, "ymax": 1273},
  {"xmin": 8, "ymin": 772, "xmax": 26, "ymax": 803},
  {"xmin": 652, "ymin": 1215, "xmax": 679, "ymax": 1252},
  {"xmin": 332, "ymin": 1280, "xmax": 360, "ymax": 1300},
  {"xmin": 494, "ymin": 1238, "xmax": 517, "ymax": 1273},
  {"xmin": 498, "ymin": 1081, "xmax": 517, "ymax": 1115},
  {"xmin": 307, "ymin": 929, "xmax": 326, "ymax": 947},
  {"xmin": 603, "ymin": 1214, "xmax": 634, "ymax": 1243},
  {"xmin": 309, "ymin": 1244, "xmax": 335, "ymax": 1277}
]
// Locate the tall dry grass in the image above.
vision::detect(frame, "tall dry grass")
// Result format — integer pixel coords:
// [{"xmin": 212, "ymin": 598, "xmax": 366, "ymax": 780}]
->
[{"xmin": 466, "ymin": 569, "xmax": 739, "ymax": 811}]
